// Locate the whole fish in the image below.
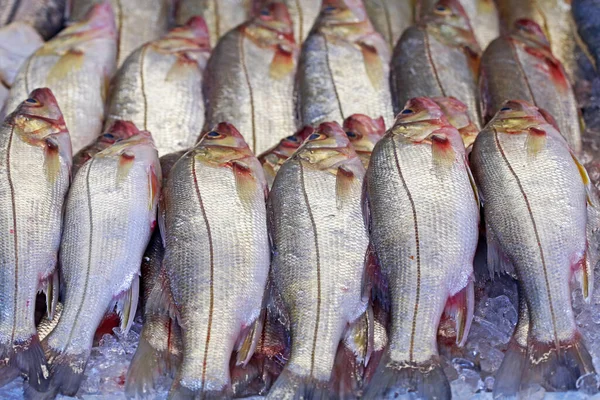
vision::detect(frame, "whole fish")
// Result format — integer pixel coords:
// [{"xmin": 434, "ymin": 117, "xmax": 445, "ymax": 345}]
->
[
  {"xmin": 364, "ymin": 97, "xmax": 478, "ymax": 399},
  {"xmin": 470, "ymin": 100, "xmax": 597, "ymax": 395},
  {"xmin": 417, "ymin": 0, "xmax": 499, "ymax": 49},
  {"xmin": 391, "ymin": 0, "xmax": 481, "ymax": 127},
  {"xmin": 32, "ymin": 127, "xmax": 160, "ymax": 396},
  {"xmin": 267, "ymin": 122, "xmax": 371, "ymax": 398},
  {"xmin": 106, "ymin": 17, "xmax": 211, "ymax": 156},
  {"xmin": 0, "ymin": 22, "xmax": 43, "ymax": 98},
  {"xmin": 69, "ymin": 0, "xmax": 170, "ymax": 67},
  {"xmin": 203, "ymin": 0, "xmax": 298, "ymax": 155},
  {"xmin": 258, "ymin": 126, "xmax": 314, "ymax": 188},
  {"xmin": 0, "ymin": 0, "xmax": 66, "ymax": 39},
  {"xmin": 0, "ymin": 89, "xmax": 72, "ymax": 388},
  {"xmin": 72, "ymin": 120, "xmax": 139, "ymax": 176},
  {"xmin": 573, "ymin": 0, "xmax": 600, "ymax": 72},
  {"xmin": 160, "ymin": 123, "xmax": 269, "ymax": 398},
  {"xmin": 296, "ymin": 0, "xmax": 394, "ymax": 128},
  {"xmin": 479, "ymin": 19, "xmax": 583, "ymax": 153},
  {"xmin": 175, "ymin": 0, "xmax": 254, "ymax": 48},
  {"xmin": 431, "ymin": 96, "xmax": 479, "ymax": 148},
  {"xmin": 5, "ymin": 3, "xmax": 117, "ymax": 154},
  {"xmin": 342, "ymin": 113, "xmax": 385, "ymax": 168},
  {"xmin": 364, "ymin": 0, "xmax": 413, "ymax": 49}
]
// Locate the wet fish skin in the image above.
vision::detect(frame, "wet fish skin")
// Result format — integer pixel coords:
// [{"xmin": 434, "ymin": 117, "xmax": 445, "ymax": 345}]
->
[
  {"xmin": 0, "ymin": 88, "xmax": 72, "ymax": 388},
  {"xmin": 470, "ymin": 100, "xmax": 596, "ymax": 394},
  {"xmin": 297, "ymin": 0, "xmax": 394, "ymax": 128},
  {"xmin": 364, "ymin": 0, "xmax": 413, "ymax": 49},
  {"xmin": 38, "ymin": 127, "xmax": 161, "ymax": 396},
  {"xmin": 364, "ymin": 97, "xmax": 478, "ymax": 399},
  {"xmin": 342, "ymin": 113, "xmax": 385, "ymax": 168},
  {"xmin": 5, "ymin": 3, "xmax": 117, "ymax": 154},
  {"xmin": 479, "ymin": 19, "xmax": 582, "ymax": 153},
  {"xmin": 0, "ymin": 0, "xmax": 66, "ymax": 39},
  {"xmin": 106, "ymin": 17, "xmax": 211, "ymax": 157},
  {"xmin": 175, "ymin": 0, "xmax": 254, "ymax": 48},
  {"xmin": 70, "ymin": 0, "xmax": 170, "ymax": 67},
  {"xmin": 391, "ymin": 0, "xmax": 481, "ymax": 128},
  {"xmin": 161, "ymin": 123, "xmax": 269, "ymax": 398},
  {"xmin": 431, "ymin": 96, "xmax": 479, "ymax": 148},
  {"xmin": 203, "ymin": 1, "xmax": 298, "ymax": 154},
  {"xmin": 573, "ymin": 0, "xmax": 600, "ymax": 71},
  {"xmin": 267, "ymin": 122, "xmax": 370, "ymax": 398}
]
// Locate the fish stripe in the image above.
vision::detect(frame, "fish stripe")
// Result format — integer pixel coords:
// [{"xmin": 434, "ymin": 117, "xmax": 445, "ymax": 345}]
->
[
  {"xmin": 295, "ymin": 0, "xmax": 304, "ymax": 42},
  {"xmin": 492, "ymin": 127, "xmax": 560, "ymax": 349},
  {"xmin": 299, "ymin": 161, "xmax": 321, "ymax": 377},
  {"xmin": 392, "ymin": 138, "xmax": 421, "ymax": 362},
  {"xmin": 239, "ymin": 34, "xmax": 257, "ymax": 152},
  {"xmin": 213, "ymin": 0, "xmax": 221, "ymax": 40},
  {"xmin": 7, "ymin": 125, "xmax": 18, "ymax": 344},
  {"xmin": 192, "ymin": 155, "xmax": 215, "ymax": 394},
  {"xmin": 323, "ymin": 36, "xmax": 345, "ymax": 121},
  {"xmin": 139, "ymin": 45, "xmax": 149, "ymax": 131},
  {"xmin": 423, "ymin": 31, "xmax": 446, "ymax": 97},
  {"xmin": 508, "ymin": 40, "xmax": 538, "ymax": 108}
]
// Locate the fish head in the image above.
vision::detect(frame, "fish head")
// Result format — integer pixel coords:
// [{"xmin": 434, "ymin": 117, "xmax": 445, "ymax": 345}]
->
[
  {"xmin": 99, "ymin": 120, "xmax": 140, "ymax": 146},
  {"xmin": 318, "ymin": 0, "xmax": 372, "ymax": 38},
  {"xmin": 391, "ymin": 97, "xmax": 454, "ymax": 142},
  {"xmin": 422, "ymin": 0, "xmax": 480, "ymax": 53},
  {"xmin": 295, "ymin": 122, "xmax": 357, "ymax": 169},
  {"xmin": 196, "ymin": 122, "xmax": 254, "ymax": 165},
  {"xmin": 259, "ymin": 126, "xmax": 315, "ymax": 178},
  {"xmin": 248, "ymin": 1, "xmax": 295, "ymax": 43},
  {"xmin": 156, "ymin": 16, "xmax": 211, "ymax": 53},
  {"xmin": 432, "ymin": 97, "xmax": 479, "ymax": 148},
  {"xmin": 491, "ymin": 100, "xmax": 549, "ymax": 132},
  {"xmin": 98, "ymin": 128, "xmax": 157, "ymax": 162},
  {"xmin": 343, "ymin": 114, "xmax": 385, "ymax": 156},
  {"xmin": 512, "ymin": 19, "xmax": 550, "ymax": 48}
]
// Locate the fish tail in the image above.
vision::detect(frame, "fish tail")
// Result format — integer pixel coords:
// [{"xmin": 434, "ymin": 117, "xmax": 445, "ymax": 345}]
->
[
  {"xmin": 267, "ymin": 369, "xmax": 332, "ymax": 400},
  {"xmin": 362, "ymin": 354, "xmax": 450, "ymax": 400},
  {"xmin": 0, "ymin": 335, "xmax": 50, "ymax": 391},
  {"xmin": 0, "ymin": 363, "xmax": 20, "ymax": 388},
  {"xmin": 42, "ymin": 347, "xmax": 89, "ymax": 396},
  {"xmin": 125, "ymin": 332, "xmax": 168, "ymax": 398},
  {"xmin": 492, "ymin": 338, "xmax": 527, "ymax": 398}
]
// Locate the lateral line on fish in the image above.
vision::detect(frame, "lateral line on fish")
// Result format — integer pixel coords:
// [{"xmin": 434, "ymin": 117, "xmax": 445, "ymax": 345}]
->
[
  {"xmin": 213, "ymin": 0, "xmax": 221, "ymax": 40},
  {"xmin": 24, "ymin": 55, "xmax": 33, "ymax": 95},
  {"xmin": 509, "ymin": 40, "xmax": 539, "ymax": 109},
  {"xmin": 239, "ymin": 34, "xmax": 257, "ymax": 152},
  {"xmin": 139, "ymin": 45, "xmax": 149, "ymax": 131},
  {"xmin": 323, "ymin": 36, "xmax": 345, "ymax": 121},
  {"xmin": 115, "ymin": 0, "xmax": 124, "ymax": 65},
  {"xmin": 381, "ymin": 0, "xmax": 393, "ymax": 49},
  {"xmin": 423, "ymin": 31, "xmax": 446, "ymax": 97},
  {"xmin": 492, "ymin": 127, "xmax": 560, "ymax": 350},
  {"xmin": 192, "ymin": 155, "xmax": 215, "ymax": 393},
  {"xmin": 295, "ymin": 0, "xmax": 304, "ymax": 42},
  {"xmin": 391, "ymin": 138, "xmax": 421, "ymax": 362},
  {"xmin": 299, "ymin": 161, "xmax": 322, "ymax": 377},
  {"xmin": 7, "ymin": 125, "xmax": 19, "ymax": 344}
]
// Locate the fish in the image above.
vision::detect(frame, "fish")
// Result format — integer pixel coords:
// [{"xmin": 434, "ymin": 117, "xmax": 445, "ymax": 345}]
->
[
  {"xmin": 363, "ymin": 97, "xmax": 478, "ymax": 399},
  {"xmin": 0, "ymin": 88, "xmax": 72, "ymax": 389},
  {"xmin": 573, "ymin": 0, "xmax": 600, "ymax": 72},
  {"xmin": 175, "ymin": 0, "xmax": 254, "ymax": 48},
  {"xmin": 258, "ymin": 126, "xmax": 315, "ymax": 188},
  {"xmin": 254, "ymin": 0, "xmax": 322, "ymax": 44},
  {"xmin": 203, "ymin": 0, "xmax": 298, "ymax": 155},
  {"xmin": 267, "ymin": 122, "xmax": 371, "ymax": 398},
  {"xmin": 363, "ymin": 0, "xmax": 413, "ymax": 49},
  {"xmin": 417, "ymin": 0, "xmax": 500, "ymax": 49},
  {"xmin": 69, "ymin": 0, "xmax": 170, "ymax": 67},
  {"xmin": 469, "ymin": 100, "xmax": 598, "ymax": 395},
  {"xmin": 296, "ymin": 0, "xmax": 394, "ymax": 128},
  {"xmin": 479, "ymin": 19, "xmax": 583, "ymax": 153},
  {"xmin": 0, "ymin": 0, "xmax": 66, "ymax": 39},
  {"xmin": 4, "ymin": 2, "xmax": 117, "ymax": 154},
  {"xmin": 431, "ymin": 96, "xmax": 479, "ymax": 149},
  {"xmin": 342, "ymin": 113, "xmax": 385, "ymax": 168},
  {"xmin": 106, "ymin": 17, "xmax": 211, "ymax": 156},
  {"xmin": 28, "ymin": 127, "xmax": 161, "ymax": 397},
  {"xmin": 159, "ymin": 122, "xmax": 270, "ymax": 398},
  {"xmin": 391, "ymin": 0, "xmax": 481, "ymax": 128}
]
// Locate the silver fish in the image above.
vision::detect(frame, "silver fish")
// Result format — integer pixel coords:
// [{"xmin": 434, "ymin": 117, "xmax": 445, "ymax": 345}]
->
[
  {"xmin": 267, "ymin": 122, "xmax": 371, "ymax": 398},
  {"xmin": 106, "ymin": 17, "xmax": 211, "ymax": 156},
  {"xmin": 364, "ymin": 97, "xmax": 478, "ymax": 399},
  {"xmin": 160, "ymin": 123, "xmax": 269, "ymax": 397},
  {"xmin": 364, "ymin": 0, "xmax": 413, "ymax": 49},
  {"xmin": 0, "ymin": 0, "xmax": 66, "ymax": 39},
  {"xmin": 470, "ymin": 100, "xmax": 597, "ymax": 395},
  {"xmin": 0, "ymin": 88, "xmax": 72, "ymax": 388}
]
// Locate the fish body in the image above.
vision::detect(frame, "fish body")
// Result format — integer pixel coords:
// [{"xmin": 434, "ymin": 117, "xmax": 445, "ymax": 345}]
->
[
  {"xmin": 470, "ymin": 100, "xmax": 596, "ymax": 395},
  {"xmin": 296, "ymin": 0, "xmax": 394, "ymax": 128},
  {"xmin": 70, "ymin": 0, "xmax": 170, "ymax": 66},
  {"xmin": 175, "ymin": 0, "xmax": 253, "ymax": 48},
  {"xmin": 391, "ymin": 0, "xmax": 481, "ymax": 128},
  {"xmin": 0, "ymin": 88, "xmax": 72, "ymax": 387},
  {"xmin": 161, "ymin": 123, "xmax": 269, "ymax": 397},
  {"xmin": 431, "ymin": 96, "xmax": 479, "ymax": 148},
  {"xmin": 5, "ymin": 3, "xmax": 117, "ymax": 153},
  {"xmin": 106, "ymin": 17, "xmax": 211, "ymax": 156},
  {"xmin": 0, "ymin": 0, "xmax": 66, "ymax": 39},
  {"xmin": 267, "ymin": 122, "xmax": 370, "ymax": 398},
  {"xmin": 204, "ymin": 1, "xmax": 298, "ymax": 154},
  {"xmin": 364, "ymin": 98, "xmax": 478, "ymax": 399},
  {"xmin": 364, "ymin": 0, "xmax": 413, "ymax": 49},
  {"xmin": 479, "ymin": 19, "xmax": 582, "ymax": 152},
  {"xmin": 573, "ymin": 0, "xmax": 600, "ymax": 71},
  {"xmin": 37, "ymin": 127, "xmax": 160, "ymax": 396},
  {"xmin": 342, "ymin": 113, "xmax": 385, "ymax": 168}
]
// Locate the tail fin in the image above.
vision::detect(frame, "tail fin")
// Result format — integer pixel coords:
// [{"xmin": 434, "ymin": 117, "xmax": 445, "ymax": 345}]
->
[
  {"xmin": 493, "ymin": 339, "xmax": 527, "ymax": 398},
  {"xmin": 168, "ymin": 376, "xmax": 230, "ymax": 400},
  {"xmin": 267, "ymin": 369, "xmax": 332, "ymax": 400},
  {"xmin": 0, "ymin": 335, "xmax": 50, "ymax": 391},
  {"xmin": 125, "ymin": 333, "xmax": 167, "ymax": 398},
  {"xmin": 0, "ymin": 364, "xmax": 20, "ymax": 387},
  {"xmin": 43, "ymin": 347, "xmax": 89, "ymax": 396},
  {"xmin": 362, "ymin": 354, "xmax": 450, "ymax": 400}
]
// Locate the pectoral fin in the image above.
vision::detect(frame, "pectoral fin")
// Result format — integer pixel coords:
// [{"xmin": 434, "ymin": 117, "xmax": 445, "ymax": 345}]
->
[
  {"xmin": 431, "ymin": 134, "xmax": 456, "ymax": 168},
  {"xmin": 47, "ymin": 49, "xmax": 84, "ymax": 84},
  {"xmin": 116, "ymin": 274, "xmax": 140, "ymax": 334},
  {"xmin": 342, "ymin": 305, "xmax": 373, "ymax": 365},
  {"xmin": 443, "ymin": 278, "xmax": 474, "ymax": 347},
  {"xmin": 359, "ymin": 42, "xmax": 383, "ymax": 89},
  {"xmin": 235, "ymin": 311, "xmax": 264, "ymax": 367},
  {"xmin": 270, "ymin": 45, "xmax": 295, "ymax": 80},
  {"xmin": 525, "ymin": 127, "xmax": 546, "ymax": 157},
  {"xmin": 336, "ymin": 166, "xmax": 356, "ymax": 210},
  {"xmin": 117, "ymin": 152, "xmax": 135, "ymax": 184},
  {"xmin": 571, "ymin": 152, "xmax": 597, "ymax": 207},
  {"xmin": 147, "ymin": 164, "xmax": 160, "ymax": 211},
  {"xmin": 44, "ymin": 137, "xmax": 61, "ymax": 183}
]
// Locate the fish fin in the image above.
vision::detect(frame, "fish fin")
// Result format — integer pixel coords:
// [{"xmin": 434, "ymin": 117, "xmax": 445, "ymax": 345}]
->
[
  {"xmin": 0, "ymin": 364, "xmax": 20, "ymax": 388},
  {"xmin": 362, "ymin": 354, "xmax": 451, "ymax": 400},
  {"xmin": 235, "ymin": 314, "xmax": 264, "ymax": 367},
  {"xmin": 270, "ymin": 45, "xmax": 295, "ymax": 80},
  {"xmin": 40, "ymin": 270, "xmax": 59, "ymax": 321},
  {"xmin": 116, "ymin": 274, "xmax": 140, "ymax": 334},
  {"xmin": 521, "ymin": 334, "xmax": 595, "ymax": 392},
  {"xmin": 44, "ymin": 137, "xmax": 62, "ymax": 184},
  {"xmin": 361, "ymin": 243, "xmax": 389, "ymax": 312},
  {"xmin": 464, "ymin": 156, "xmax": 480, "ymax": 206},
  {"xmin": 443, "ymin": 278, "xmax": 474, "ymax": 347},
  {"xmin": 478, "ymin": 66, "xmax": 492, "ymax": 124},
  {"xmin": 47, "ymin": 49, "xmax": 84, "ymax": 84},
  {"xmin": 232, "ymin": 159, "xmax": 258, "ymax": 207},
  {"xmin": 359, "ymin": 42, "xmax": 383, "ymax": 89},
  {"xmin": 571, "ymin": 152, "xmax": 598, "ymax": 208},
  {"xmin": 166, "ymin": 54, "xmax": 200, "ymax": 82},
  {"xmin": 266, "ymin": 275, "xmax": 290, "ymax": 332},
  {"xmin": 269, "ymin": 369, "xmax": 331, "ymax": 400},
  {"xmin": 146, "ymin": 267, "xmax": 178, "ymax": 321},
  {"xmin": 525, "ymin": 127, "xmax": 547, "ymax": 157},
  {"xmin": 486, "ymin": 223, "xmax": 516, "ymax": 278},
  {"xmin": 336, "ymin": 166, "xmax": 356, "ymax": 210},
  {"xmin": 330, "ymin": 343, "xmax": 363, "ymax": 399},
  {"xmin": 572, "ymin": 251, "xmax": 593, "ymax": 303},
  {"xmin": 343, "ymin": 305, "xmax": 374, "ymax": 366},
  {"xmin": 147, "ymin": 163, "xmax": 160, "ymax": 211},
  {"xmin": 45, "ymin": 348, "xmax": 89, "ymax": 396},
  {"xmin": 430, "ymin": 133, "xmax": 456, "ymax": 168},
  {"xmin": 492, "ymin": 338, "xmax": 527, "ymax": 398},
  {"xmin": 3, "ymin": 335, "xmax": 50, "ymax": 392},
  {"xmin": 117, "ymin": 151, "xmax": 135, "ymax": 183}
]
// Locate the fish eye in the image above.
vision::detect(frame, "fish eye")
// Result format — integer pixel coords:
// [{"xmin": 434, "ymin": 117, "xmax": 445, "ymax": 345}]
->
[
  {"xmin": 436, "ymin": 5, "xmax": 447, "ymax": 11},
  {"xmin": 286, "ymin": 135, "xmax": 298, "ymax": 142},
  {"xmin": 324, "ymin": 5, "xmax": 337, "ymax": 13},
  {"xmin": 25, "ymin": 98, "xmax": 39, "ymax": 105},
  {"xmin": 206, "ymin": 131, "xmax": 221, "ymax": 138},
  {"xmin": 346, "ymin": 131, "xmax": 357, "ymax": 138},
  {"xmin": 500, "ymin": 107, "xmax": 512, "ymax": 111},
  {"xmin": 260, "ymin": 9, "xmax": 270, "ymax": 16},
  {"xmin": 401, "ymin": 108, "xmax": 414, "ymax": 115},
  {"xmin": 103, "ymin": 133, "xmax": 115, "ymax": 140},
  {"xmin": 308, "ymin": 133, "xmax": 324, "ymax": 141}
]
